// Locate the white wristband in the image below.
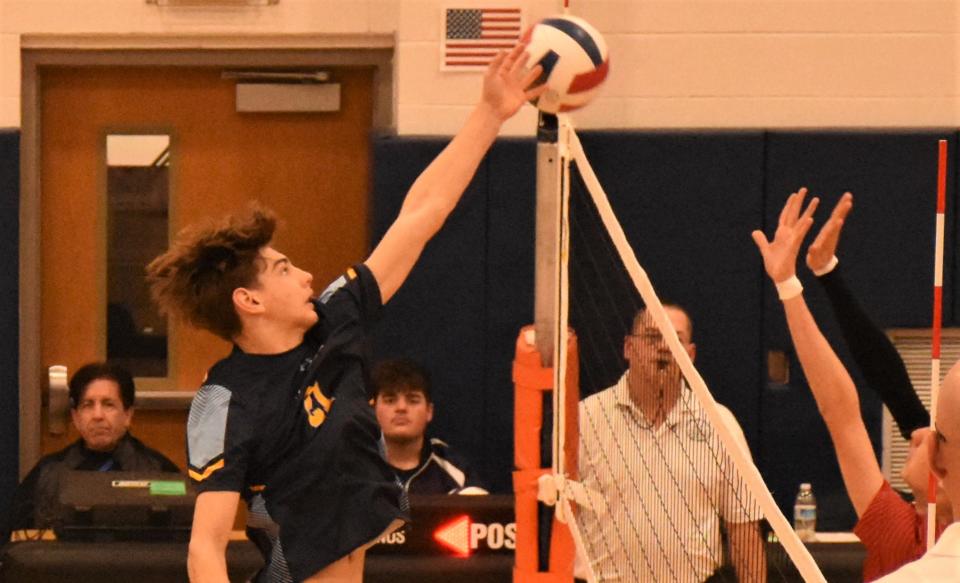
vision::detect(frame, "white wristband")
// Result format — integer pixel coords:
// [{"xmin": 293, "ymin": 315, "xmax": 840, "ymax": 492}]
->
[
  {"xmin": 776, "ymin": 275, "xmax": 803, "ymax": 301},
  {"xmin": 812, "ymin": 255, "xmax": 839, "ymax": 277}
]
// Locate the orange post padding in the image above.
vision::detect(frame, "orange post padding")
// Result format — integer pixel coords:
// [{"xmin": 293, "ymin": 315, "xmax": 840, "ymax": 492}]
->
[
  {"xmin": 513, "ymin": 325, "xmax": 580, "ymax": 583},
  {"xmin": 514, "ymin": 468, "xmax": 548, "ymax": 572}
]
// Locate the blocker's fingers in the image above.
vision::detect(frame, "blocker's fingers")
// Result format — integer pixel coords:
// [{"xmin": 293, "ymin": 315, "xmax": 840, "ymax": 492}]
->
[
  {"xmin": 830, "ymin": 192, "xmax": 854, "ymax": 221},
  {"xmin": 790, "ymin": 187, "xmax": 809, "ymax": 224},
  {"xmin": 751, "ymin": 230, "xmax": 770, "ymax": 254},
  {"xmin": 794, "ymin": 214, "xmax": 817, "ymax": 244},
  {"xmin": 778, "ymin": 192, "xmax": 797, "ymax": 227},
  {"xmin": 799, "ymin": 196, "xmax": 819, "ymax": 222}
]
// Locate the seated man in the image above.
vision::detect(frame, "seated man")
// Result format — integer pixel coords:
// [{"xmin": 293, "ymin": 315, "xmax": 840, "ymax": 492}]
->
[
  {"xmin": 372, "ymin": 358, "xmax": 487, "ymax": 495},
  {"xmin": 5, "ymin": 362, "xmax": 179, "ymax": 539}
]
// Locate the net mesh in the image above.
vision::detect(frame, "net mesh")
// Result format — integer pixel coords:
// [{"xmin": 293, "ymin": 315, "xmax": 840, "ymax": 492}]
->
[{"xmin": 560, "ymin": 132, "xmax": 824, "ymax": 583}]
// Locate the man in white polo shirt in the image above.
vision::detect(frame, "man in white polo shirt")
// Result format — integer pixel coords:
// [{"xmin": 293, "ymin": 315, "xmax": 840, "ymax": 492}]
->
[
  {"xmin": 875, "ymin": 361, "xmax": 960, "ymax": 582},
  {"xmin": 578, "ymin": 305, "xmax": 765, "ymax": 583}
]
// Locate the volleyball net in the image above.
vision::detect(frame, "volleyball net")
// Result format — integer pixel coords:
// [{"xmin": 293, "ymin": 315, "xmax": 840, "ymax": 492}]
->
[{"xmin": 512, "ymin": 116, "xmax": 826, "ymax": 583}]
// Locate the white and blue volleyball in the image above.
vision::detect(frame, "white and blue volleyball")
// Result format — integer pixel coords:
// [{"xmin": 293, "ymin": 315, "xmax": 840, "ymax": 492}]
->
[{"xmin": 523, "ymin": 15, "xmax": 610, "ymax": 113}]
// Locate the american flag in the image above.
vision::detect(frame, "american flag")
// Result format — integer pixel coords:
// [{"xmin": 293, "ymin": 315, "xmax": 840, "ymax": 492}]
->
[{"xmin": 442, "ymin": 7, "xmax": 523, "ymax": 70}]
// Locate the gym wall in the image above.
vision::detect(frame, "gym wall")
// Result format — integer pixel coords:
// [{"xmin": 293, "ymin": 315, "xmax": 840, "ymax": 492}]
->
[{"xmin": 0, "ymin": 1, "xmax": 955, "ymax": 132}]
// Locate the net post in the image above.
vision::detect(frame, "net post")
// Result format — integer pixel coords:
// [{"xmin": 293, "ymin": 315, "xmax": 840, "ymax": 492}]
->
[
  {"xmin": 535, "ymin": 112, "xmax": 561, "ymax": 366},
  {"xmin": 513, "ymin": 326, "xmax": 577, "ymax": 583}
]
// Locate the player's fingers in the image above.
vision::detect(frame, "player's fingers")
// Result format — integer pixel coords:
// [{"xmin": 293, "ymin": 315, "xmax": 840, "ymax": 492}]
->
[
  {"xmin": 488, "ymin": 50, "xmax": 508, "ymax": 74},
  {"xmin": 789, "ymin": 187, "xmax": 809, "ymax": 225},
  {"xmin": 525, "ymin": 82, "xmax": 549, "ymax": 101},
  {"xmin": 502, "ymin": 42, "xmax": 525, "ymax": 71},
  {"xmin": 751, "ymin": 230, "xmax": 769, "ymax": 254},
  {"xmin": 831, "ymin": 192, "xmax": 854, "ymax": 221},
  {"xmin": 778, "ymin": 193, "xmax": 796, "ymax": 227},
  {"xmin": 795, "ymin": 215, "xmax": 816, "ymax": 243},
  {"xmin": 800, "ymin": 195, "xmax": 819, "ymax": 222},
  {"xmin": 510, "ymin": 50, "xmax": 531, "ymax": 77},
  {"xmin": 521, "ymin": 63, "xmax": 543, "ymax": 88}
]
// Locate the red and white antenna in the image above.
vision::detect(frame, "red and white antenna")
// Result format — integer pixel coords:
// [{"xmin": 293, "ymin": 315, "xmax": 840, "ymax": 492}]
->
[{"xmin": 927, "ymin": 139, "xmax": 947, "ymax": 549}]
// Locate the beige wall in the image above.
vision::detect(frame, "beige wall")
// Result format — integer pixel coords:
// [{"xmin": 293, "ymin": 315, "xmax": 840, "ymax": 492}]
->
[{"xmin": 1, "ymin": 0, "xmax": 958, "ymax": 134}]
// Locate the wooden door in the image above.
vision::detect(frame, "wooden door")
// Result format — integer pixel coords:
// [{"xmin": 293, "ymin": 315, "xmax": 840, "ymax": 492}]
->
[{"xmin": 39, "ymin": 65, "xmax": 375, "ymax": 470}]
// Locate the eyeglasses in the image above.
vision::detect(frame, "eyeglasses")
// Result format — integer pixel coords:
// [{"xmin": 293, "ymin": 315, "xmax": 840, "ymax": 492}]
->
[{"xmin": 627, "ymin": 331, "xmax": 691, "ymax": 345}]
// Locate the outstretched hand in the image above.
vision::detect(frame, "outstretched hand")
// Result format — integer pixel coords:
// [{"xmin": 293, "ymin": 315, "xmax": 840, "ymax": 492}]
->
[
  {"xmin": 806, "ymin": 192, "xmax": 853, "ymax": 273},
  {"xmin": 481, "ymin": 43, "xmax": 547, "ymax": 121},
  {"xmin": 751, "ymin": 188, "xmax": 819, "ymax": 283}
]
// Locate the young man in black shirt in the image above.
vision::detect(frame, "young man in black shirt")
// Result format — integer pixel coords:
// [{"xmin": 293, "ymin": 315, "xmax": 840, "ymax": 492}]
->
[
  {"xmin": 147, "ymin": 45, "xmax": 543, "ymax": 583},
  {"xmin": 372, "ymin": 358, "xmax": 487, "ymax": 496}
]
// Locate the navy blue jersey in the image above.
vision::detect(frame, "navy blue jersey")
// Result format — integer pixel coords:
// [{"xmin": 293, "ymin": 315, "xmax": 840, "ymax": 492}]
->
[{"xmin": 186, "ymin": 264, "xmax": 404, "ymax": 581}]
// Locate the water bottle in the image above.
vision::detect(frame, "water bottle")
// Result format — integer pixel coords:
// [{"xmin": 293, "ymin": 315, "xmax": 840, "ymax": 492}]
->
[{"xmin": 793, "ymin": 483, "xmax": 817, "ymax": 542}]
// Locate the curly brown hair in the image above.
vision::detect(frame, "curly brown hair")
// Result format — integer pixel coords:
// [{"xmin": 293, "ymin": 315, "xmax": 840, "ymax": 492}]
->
[
  {"xmin": 146, "ymin": 205, "xmax": 277, "ymax": 341},
  {"xmin": 372, "ymin": 358, "xmax": 432, "ymax": 403}
]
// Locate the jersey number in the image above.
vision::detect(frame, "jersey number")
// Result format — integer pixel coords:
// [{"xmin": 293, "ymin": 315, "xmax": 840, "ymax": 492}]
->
[{"xmin": 303, "ymin": 383, "xmax": 334, "ymax": 428}]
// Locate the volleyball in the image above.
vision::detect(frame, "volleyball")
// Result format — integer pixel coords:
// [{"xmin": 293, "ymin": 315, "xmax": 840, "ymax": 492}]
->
[{"xmin": 523, "ymin": 15, "xmax": 610, "ymax": 113}]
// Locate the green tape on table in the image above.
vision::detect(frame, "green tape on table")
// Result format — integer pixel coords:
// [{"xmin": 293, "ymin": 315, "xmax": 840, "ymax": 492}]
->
[{"xmin": 150, "ymin": 480, "xmax": 187, "ymax": 496}]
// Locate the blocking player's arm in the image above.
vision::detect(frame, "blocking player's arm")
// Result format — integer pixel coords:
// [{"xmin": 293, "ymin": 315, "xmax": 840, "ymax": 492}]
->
[
  {"xmin": 779, "ymin": 295, "xmax": 884, "ymax": 515},
  {"xmin": 188, "ymin": 491, "xmax": 240, "ymax": 583},
  {"xmin": 365, "ymin": 44, "xmax": 545, "ymax": 304},
  {"xmin": 726, "ymin": 520, "xmax": 766, "ymax": 583},
  {"xmin": 752, "ymin": 189, "xmax": 883, "ymax": 516}
]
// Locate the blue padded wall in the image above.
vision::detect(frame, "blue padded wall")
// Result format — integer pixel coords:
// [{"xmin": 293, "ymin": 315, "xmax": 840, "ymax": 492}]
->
[
  {"xmin": 484, "ymin": 139, "xmax": 537, "ymax": 490},
  {"xmin": 371, "ymin": 131, "xmax": 768, "ymax": 494},
  {"xmin": 576, "ymin": 131, "xmax": 767, "ymax": 447},
  {"xmin": 0, "ymin": 129, "xmax": 19, "ymax": 538}
]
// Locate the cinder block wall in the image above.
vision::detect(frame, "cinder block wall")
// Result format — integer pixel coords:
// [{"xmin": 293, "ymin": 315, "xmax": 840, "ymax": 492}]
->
[{"xmin": 1, "ymin": 1, "xmax": 957, "ymax": 132}]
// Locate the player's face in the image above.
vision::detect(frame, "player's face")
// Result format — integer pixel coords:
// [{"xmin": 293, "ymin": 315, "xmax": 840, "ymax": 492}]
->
[
  {"xmin": 624, "ymin": 307, "xmax": 695, "ymax": 387},
  {"xmin": 71, "ymin": 379, "xmax": 133, "ymax": 452},
  {"xmin": 254, "ymin": 246, "xmax": 318, "ymax": 330},
  {"xmin": 375, "ymin": 388, "xmax": 434, "ymax": 444}
]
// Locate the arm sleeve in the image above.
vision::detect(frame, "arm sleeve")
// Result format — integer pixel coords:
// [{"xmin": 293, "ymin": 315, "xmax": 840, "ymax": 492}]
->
[
  {"xmin": 817, "ymin": 268, "xmax": 929, "ymax": 439},
  {"xmin": 187, "ymin": 383, "xmax": 254, "ymax": 493}
]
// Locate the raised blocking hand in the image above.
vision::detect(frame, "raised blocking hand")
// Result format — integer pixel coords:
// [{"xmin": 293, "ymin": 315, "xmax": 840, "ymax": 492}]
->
[
  {"xmin": 751, "ymin": 188, "xmax": 819, "ymax": 283},
  {"xmin": 806, "ymin": 192, "xmax": 853, "ymax": 274}
]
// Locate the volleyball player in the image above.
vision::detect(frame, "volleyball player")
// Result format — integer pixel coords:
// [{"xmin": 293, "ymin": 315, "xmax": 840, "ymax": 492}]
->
[
  {"xmin": 147, "ymin": 44, "xmax": 545, "ymax": 583},
  {"xmin": 752, "ymin": 189, "xmax": 952, "ymax": 581}
]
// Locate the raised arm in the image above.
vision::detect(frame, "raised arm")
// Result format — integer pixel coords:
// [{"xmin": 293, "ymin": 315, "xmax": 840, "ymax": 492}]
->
[
  {"xmin": 365, "ymin": 44, "xmax": 545, "ymax": 303},
  {"xmin": 188, "ymin": 491, "xmax": 239, "ymax": 583},
  {"xmin": 752, "ymin": 188, "xmax": 883, "ymax": 516},
  {"xmin": 806, "ymin": 194, "xmax": 929, "ymax": 439}
]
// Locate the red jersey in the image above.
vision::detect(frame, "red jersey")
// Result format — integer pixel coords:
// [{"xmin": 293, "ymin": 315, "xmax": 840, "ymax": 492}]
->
[{"xmin": 854, "ymin": 480, "xmax": 945, "ymax": 581}]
